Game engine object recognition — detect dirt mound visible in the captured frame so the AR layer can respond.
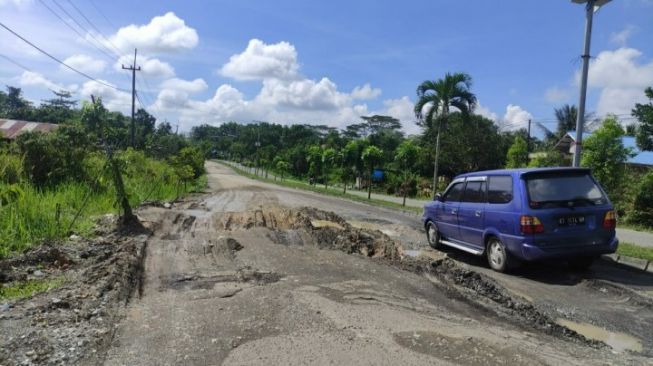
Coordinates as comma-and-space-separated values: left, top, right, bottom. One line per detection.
220, 207, 401, 260
0, 232, 149, 365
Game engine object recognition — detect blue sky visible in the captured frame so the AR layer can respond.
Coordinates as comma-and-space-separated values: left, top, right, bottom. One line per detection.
1, 0, 652, 134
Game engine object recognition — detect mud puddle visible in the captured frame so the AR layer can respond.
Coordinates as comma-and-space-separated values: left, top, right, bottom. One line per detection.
556, 318, 643, 353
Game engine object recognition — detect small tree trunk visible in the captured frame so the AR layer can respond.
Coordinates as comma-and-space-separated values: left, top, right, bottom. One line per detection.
343, 178, 347, 194
367, 171, 372, 200
403, 186, 407, 207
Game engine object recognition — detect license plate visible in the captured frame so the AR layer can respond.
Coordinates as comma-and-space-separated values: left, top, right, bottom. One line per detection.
558, 216, 585, 226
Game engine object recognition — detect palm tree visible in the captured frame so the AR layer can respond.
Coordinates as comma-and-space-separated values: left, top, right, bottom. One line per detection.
414, 73, 477, 198
554, 104, 578, 138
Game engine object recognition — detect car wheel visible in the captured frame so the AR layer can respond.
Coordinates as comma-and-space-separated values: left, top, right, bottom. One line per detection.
486, 237, 512, 273
426, 222, 441, 249
569, 256, 595, 271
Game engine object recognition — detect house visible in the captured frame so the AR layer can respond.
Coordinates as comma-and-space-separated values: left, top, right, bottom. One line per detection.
555, 131, 653, 169
0, 119, 59, 140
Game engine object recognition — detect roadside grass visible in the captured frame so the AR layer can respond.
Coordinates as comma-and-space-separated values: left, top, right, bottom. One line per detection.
220, 161, 422, 215
0, 277, 64, 301
618, 242, 653, 263
0, 157, 206, 259
618, 222, 653, 234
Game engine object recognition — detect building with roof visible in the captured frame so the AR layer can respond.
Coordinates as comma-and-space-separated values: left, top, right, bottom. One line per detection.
555, 131, 653, 168
0, 119, 59, 140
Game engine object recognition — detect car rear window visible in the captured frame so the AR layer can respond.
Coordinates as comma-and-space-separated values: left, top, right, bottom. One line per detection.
526, 173, 606, 207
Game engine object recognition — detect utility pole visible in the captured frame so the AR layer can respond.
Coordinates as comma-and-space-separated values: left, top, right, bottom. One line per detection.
122, 48, 141, 148
571, 0, 611, 166
527, 119, 532, 153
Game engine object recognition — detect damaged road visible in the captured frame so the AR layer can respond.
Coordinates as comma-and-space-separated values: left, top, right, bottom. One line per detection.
3, 161, 651, 365
101, 161, 649, 365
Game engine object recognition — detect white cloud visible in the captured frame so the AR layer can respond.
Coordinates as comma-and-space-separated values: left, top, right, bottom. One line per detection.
475, 102, 498, 122
256, 78, 351, 110
159, 77, 208, 93
115, 54, 175, 78
545, 87, 571, 103
79, 80, 132, 114
18, 71, 76, 92
0, 0, 31, 7
582, 47, 653, 116
62, 54, 106, 74
609, 25, 636, 47
502, 104, 532, 130
220, 39, 299, 81
380, 96, 417, 134
351, 83, 382, 100
109, 12, 198, 54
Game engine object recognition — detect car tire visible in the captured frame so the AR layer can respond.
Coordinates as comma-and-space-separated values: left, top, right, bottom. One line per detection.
426, 222, 441, 249
569, 256, 595, 271
486, 237, 512, 273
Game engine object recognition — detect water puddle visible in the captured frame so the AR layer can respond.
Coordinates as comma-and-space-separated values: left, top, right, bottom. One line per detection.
556, 318, 643, 353
403, 249, 443, 261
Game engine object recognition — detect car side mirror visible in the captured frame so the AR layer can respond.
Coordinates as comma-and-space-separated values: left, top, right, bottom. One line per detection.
434, 193, 442, 202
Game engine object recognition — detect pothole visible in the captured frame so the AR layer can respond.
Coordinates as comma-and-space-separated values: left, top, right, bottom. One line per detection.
556, 318, 643, 353
159, 267, 281, 292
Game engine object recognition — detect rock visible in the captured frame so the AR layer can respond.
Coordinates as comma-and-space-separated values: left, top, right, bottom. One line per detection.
70, 234, 81, 241
1, 303, 12, 311
163, 202, 172, 209
33, 270, 44, 277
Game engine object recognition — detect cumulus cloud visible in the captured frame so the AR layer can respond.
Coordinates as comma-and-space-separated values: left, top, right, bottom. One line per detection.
220, 39, 299, 81
256, 78, 351, 110
62, 54, 106, 74
545, 87, 571, 103
582, 47, 653, 116
502, 104, 532, 130
0, 0, 31, 7
18, 71, 76, 92
109, 12, 198, 53
79, 80, 131, 114
475, 102, 498, 122
351, 83, 382, 100
115, 54, 175, 78
159, 77, 208, 93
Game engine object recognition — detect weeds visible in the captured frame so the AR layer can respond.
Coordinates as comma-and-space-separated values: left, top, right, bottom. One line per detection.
618, 242, 653, 263
0, 277, 64, 301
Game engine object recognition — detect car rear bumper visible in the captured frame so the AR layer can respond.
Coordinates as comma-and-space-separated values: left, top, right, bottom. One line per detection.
514, 237, 618, 261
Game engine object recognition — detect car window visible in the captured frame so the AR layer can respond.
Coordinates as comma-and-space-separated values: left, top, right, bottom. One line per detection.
443, 182, 464, 202
526, 173, 606, 206
461, 181, 485, 203
487, 176, 512, 204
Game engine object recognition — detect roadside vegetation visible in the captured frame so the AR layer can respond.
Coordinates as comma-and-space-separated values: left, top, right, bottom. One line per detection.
0, 277, 64, 301
617, 242, 653, 263
0, 87, 206, 258
190, 76, 653, 230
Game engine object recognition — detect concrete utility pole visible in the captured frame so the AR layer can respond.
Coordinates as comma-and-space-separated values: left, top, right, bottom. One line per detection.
527, 119, 532, 153
571, 0, 611, 167
122, 48, 141, 148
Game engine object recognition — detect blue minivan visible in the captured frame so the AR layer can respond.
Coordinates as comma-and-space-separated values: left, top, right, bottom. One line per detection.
422, 168, 618, 272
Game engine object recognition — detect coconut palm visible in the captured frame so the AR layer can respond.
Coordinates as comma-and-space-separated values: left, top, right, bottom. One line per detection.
414, 73, 477, 198
554, 104, 578, 138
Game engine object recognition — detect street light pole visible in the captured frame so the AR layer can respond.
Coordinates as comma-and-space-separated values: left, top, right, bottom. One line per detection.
571, 0, 610, 167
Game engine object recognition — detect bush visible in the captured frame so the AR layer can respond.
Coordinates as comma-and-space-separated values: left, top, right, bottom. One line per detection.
0, 151, 23, 184
627, 171, 653, 227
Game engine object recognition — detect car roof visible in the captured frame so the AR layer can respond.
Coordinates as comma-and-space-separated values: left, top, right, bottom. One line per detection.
455, 167, 591, 179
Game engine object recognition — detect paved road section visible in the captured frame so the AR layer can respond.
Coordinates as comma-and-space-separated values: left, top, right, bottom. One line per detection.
616, 228, 653, 248
102, 162, 652, 365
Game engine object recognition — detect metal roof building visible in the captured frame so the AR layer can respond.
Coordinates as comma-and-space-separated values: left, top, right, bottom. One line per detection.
0, 119, 59, 140
556, 131, 653, 167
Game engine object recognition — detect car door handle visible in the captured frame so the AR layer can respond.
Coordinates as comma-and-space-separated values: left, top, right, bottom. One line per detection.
475, 210, 482, 217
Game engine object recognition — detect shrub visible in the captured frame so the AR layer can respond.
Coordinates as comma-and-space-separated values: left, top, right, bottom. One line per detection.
628, 171, 653, 227
0, 151, 23, 184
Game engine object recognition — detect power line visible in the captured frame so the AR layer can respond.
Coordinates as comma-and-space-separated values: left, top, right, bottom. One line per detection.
87, 0, 119, 33
50, 0, 119, 60
37, 0, 116, 62
0, 53, 32, 72
0, 21, 128, 92
64, 0, 124, 57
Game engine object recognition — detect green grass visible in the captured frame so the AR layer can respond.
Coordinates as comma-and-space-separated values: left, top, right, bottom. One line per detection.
617, 222, 653, 234
221, 161, 422, 215
0, 154, 206, 259
0, 277, 64, 301
618, 242, 653, 262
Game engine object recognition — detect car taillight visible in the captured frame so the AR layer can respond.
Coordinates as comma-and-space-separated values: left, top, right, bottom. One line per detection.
520, 215, 544, 234
603, 210, 617, 230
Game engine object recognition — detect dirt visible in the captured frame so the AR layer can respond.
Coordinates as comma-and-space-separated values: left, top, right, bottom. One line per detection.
0, 218, 150, 366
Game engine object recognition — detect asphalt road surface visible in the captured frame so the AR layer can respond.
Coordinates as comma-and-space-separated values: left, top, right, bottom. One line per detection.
102, 161, 652, 365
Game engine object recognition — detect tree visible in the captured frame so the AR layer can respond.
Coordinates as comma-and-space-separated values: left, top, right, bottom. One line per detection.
1, 86, 32, 120
414, 72, 477, 198
344, 139, 369, 189
554, 104, 578, 138
394, 140, 421, 206
134, 108, 156, 149
361, 145, 383, 199
581, 117, 634, 200
634, 87, 653, 151
274, 158, 290, 181
321, 147, 337, 189
307, 145, 323, 186
506, 136, 529, 168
